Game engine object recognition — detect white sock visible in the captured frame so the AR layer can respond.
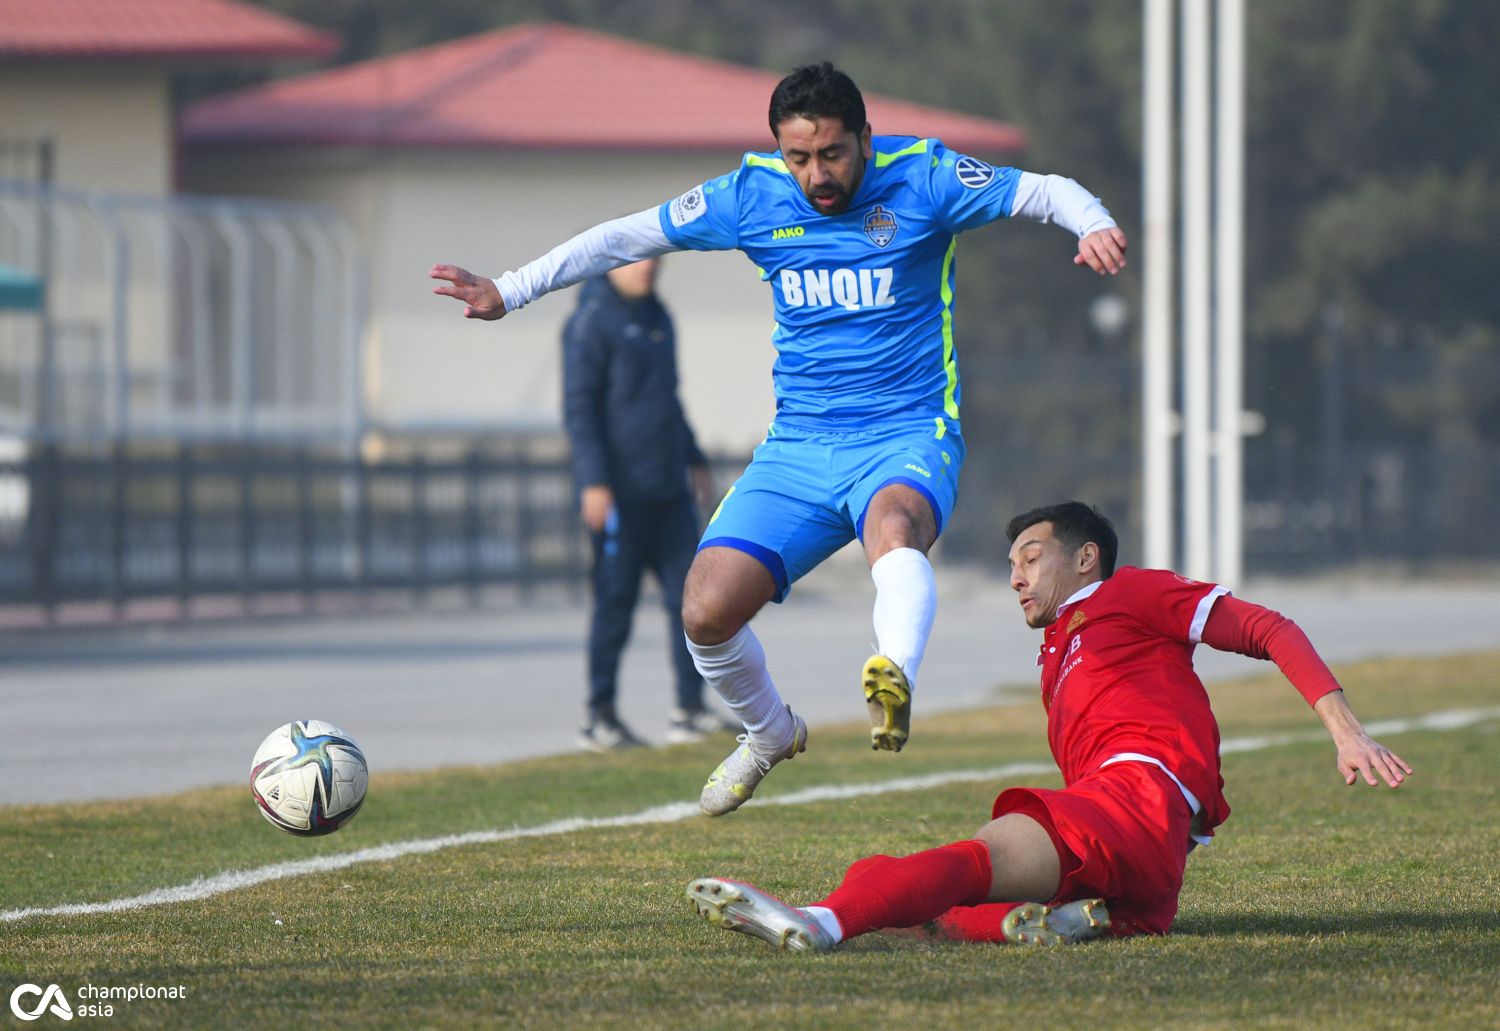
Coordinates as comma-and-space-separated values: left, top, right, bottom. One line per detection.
800, 905, 845, 943
684, 626, 793, 754
870, 547, 937, 686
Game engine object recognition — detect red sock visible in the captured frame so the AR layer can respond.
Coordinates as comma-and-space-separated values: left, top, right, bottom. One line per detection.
814, 840, 993, 939
840, 854, 897, 880
929, 902, 1024, 942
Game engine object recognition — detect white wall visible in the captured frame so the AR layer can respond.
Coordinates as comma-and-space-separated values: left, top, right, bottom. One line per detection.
185, 147, 780, 452
0, 64, 178, 433
0, 64, 173, 196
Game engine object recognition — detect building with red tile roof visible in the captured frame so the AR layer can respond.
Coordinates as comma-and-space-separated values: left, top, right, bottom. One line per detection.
0, 0, 346, 443
0, 0, 336, 62
1, 0, 337, 195
182, 22, 1024, 154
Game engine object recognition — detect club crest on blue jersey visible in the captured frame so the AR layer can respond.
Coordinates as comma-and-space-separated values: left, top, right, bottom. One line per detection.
955, 156, 996, 189
863, 205, 899, 247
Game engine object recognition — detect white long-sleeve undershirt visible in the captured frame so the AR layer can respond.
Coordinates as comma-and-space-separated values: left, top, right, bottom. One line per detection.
494, 208, 672, 313
1010, 170, 1118, 238
493, 170, 1116, 313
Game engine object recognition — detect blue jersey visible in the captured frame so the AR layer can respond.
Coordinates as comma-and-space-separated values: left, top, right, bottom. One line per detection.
658, 136, 1022, 429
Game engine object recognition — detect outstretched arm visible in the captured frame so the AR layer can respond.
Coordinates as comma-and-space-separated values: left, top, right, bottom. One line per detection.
430, 264, 506, 320
1311, 688, 1413, 789
1009, 172, 1128, 275
430, 207, 677, 321
1073, 226, 1128, 276
1200, 596, 1413, 788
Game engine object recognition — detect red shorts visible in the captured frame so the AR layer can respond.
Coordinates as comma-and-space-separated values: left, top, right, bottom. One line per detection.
992, 759, 1195, 936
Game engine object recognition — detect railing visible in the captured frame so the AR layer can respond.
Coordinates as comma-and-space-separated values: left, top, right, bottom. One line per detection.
0, 438, 593, 614
8, 425, 1490, 616
1242, 437, 1500, 573
0, 178, 364, 444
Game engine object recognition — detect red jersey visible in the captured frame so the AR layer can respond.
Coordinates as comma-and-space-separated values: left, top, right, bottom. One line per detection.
1036, 566, 1232, 836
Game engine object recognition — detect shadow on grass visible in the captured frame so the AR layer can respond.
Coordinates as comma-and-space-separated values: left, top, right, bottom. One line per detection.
1173, 909, 1494, 938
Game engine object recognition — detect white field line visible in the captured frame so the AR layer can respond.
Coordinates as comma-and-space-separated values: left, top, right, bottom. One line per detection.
4, 705, 1497, 925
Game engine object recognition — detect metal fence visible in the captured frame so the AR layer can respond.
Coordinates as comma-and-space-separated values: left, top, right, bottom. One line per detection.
1242, 436, 1500, 573
0, 177, 364, 444
0, 437, 590, 612
0, 429, 1490, 616
945, 424, 1500, 578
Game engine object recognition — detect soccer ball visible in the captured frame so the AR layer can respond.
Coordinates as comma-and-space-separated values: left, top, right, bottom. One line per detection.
250, 721, 368, 836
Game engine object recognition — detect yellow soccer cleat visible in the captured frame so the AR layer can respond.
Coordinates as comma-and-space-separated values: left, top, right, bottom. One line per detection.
862, 654, 911, 752
1000, 898, 1111, 946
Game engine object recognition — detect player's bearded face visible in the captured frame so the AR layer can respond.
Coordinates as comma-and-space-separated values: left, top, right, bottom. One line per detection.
776, 116, 873, 216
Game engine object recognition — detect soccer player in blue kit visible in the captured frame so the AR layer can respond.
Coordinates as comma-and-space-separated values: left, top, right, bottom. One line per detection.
432, 63, 1127, 816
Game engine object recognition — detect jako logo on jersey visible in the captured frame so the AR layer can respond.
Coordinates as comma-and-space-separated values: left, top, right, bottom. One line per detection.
903, 463, 931, 478
863, 206, 899, 247
668, 187, 707, 228
771, 226, 805, 240
955, 156, 996, 189
779, 267, 895, 310
10, 983, 73, 1022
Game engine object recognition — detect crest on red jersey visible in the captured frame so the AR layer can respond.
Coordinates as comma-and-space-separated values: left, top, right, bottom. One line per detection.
1067, 610, 1087, 633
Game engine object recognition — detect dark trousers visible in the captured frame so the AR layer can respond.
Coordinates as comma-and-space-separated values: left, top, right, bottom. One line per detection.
587, 495, 703, 716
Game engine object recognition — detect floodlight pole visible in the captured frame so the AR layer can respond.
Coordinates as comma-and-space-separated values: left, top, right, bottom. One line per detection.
1141, 0, 1176, 570
1213, 0, 1246, 587
1180, 0, 1213, 581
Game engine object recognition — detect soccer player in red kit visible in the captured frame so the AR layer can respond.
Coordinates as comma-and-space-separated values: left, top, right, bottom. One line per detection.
687, 501, 1413, 950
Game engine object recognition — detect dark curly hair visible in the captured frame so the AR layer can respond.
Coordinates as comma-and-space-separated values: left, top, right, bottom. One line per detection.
768, 62, 867, 137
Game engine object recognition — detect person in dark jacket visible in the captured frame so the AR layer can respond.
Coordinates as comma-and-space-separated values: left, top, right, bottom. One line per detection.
563, 257, 738, 750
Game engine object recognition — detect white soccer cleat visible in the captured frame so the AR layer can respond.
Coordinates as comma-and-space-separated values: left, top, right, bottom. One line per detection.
1000, 898, 1111, 946
686, 877, 836, 953
698, 707, 807, 816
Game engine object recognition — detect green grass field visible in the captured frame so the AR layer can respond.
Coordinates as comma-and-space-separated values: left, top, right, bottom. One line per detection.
4, 651, 1498, 1029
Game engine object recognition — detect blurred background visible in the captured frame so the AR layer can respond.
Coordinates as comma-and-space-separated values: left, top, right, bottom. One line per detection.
2, 0, 1498, 616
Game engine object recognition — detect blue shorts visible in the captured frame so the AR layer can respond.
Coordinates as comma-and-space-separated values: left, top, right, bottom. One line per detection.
699, 417, 965, 602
